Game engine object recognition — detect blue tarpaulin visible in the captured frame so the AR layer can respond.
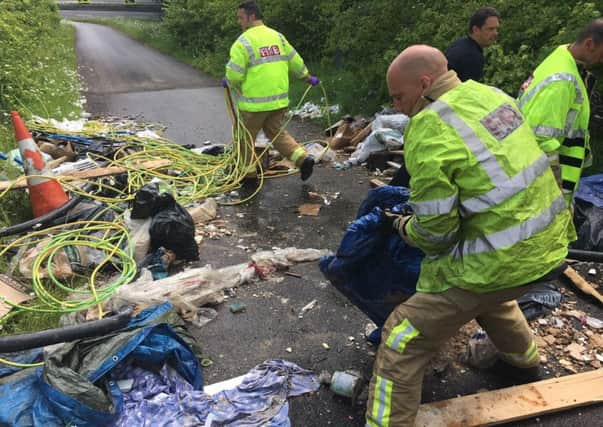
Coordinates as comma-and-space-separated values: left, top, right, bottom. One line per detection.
575, 174, 603, 208
112, 359, 319, 426
0, 303, 202, 427
320, 186, 423, 327
0, 305, 320, 427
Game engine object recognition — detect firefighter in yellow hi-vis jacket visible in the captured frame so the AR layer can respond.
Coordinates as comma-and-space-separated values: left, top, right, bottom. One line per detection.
365, 45, 572, 427
225, 1, 319, 181
518, 18, 603, 206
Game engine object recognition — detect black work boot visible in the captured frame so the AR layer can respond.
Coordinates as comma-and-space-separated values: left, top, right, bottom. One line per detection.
299, 157, 315, 181
488, 359, 542, 384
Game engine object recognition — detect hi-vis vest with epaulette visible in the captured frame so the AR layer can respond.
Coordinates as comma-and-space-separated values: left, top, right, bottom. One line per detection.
518, 45, 591, 204
404, 80, 571, 294
226, 24, 308, 112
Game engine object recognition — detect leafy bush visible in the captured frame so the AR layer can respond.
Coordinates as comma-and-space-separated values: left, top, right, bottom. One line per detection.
161, 0, 602, 114
0, 0, 83, 230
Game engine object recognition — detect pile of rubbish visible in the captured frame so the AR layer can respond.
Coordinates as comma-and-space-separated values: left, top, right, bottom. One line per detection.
0, 113, 336, 426
0, 113, 329, 329
0, 303, 320, 426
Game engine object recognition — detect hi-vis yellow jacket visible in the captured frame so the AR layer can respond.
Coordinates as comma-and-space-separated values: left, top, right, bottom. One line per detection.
518, 45, 591, 203
226, 24, 309, 112
404, 81, 571, 294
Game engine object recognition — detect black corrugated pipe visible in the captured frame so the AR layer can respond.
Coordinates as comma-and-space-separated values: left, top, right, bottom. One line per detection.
0, 180, 102, 238
0, 194, 85, 238
567, 248, 603, 263
0, 307, 133, 353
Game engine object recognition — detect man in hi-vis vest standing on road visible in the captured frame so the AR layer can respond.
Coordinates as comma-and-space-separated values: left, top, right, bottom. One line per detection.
518, 18, 603, 206
225, 1, 319, 182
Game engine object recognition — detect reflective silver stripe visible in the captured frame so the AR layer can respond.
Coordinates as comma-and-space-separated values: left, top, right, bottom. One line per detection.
237, 36, 255, 61
238, 92, 288, 104
563, 108, 586, 140
429, 100, 509, 185
250, 55, 288, 66
286, 49, 297, 61
518, 72, 584, 108
227, 61, 245, 74
294, 65, 308, 79
410, 193, 457, 216
460, 154, 550, 215
410, 219, 458, 245
386, 320, 419, 352
567, 128, 585, 139
502, 340, 539, 366
533, 125, 565, 138
451, 195, 566, 258
377, 377, 388, 425
278, 32, 287, 47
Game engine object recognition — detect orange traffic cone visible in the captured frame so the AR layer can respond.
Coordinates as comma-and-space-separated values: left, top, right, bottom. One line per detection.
11, 112, 69, 217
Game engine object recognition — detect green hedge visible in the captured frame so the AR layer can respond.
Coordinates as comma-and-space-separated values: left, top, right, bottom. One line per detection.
0, 0, 82, 150
0, 0, 82, 228
162, 0, 601, 113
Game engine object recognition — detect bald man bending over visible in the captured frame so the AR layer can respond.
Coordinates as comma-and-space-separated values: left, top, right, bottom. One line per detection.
365, 45, 571, 426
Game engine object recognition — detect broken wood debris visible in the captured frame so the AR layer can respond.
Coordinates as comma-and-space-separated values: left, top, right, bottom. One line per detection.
415, 369, 603, 427
563, 266, 603, 304
0, 275, 32, 318
298, 203, 321, 216
0, 159, 172, 191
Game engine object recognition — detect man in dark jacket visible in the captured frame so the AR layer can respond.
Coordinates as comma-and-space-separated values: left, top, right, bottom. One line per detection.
445, 7, 500, 81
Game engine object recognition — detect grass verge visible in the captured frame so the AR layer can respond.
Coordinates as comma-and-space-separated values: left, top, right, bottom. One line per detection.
1, 21, 83, 335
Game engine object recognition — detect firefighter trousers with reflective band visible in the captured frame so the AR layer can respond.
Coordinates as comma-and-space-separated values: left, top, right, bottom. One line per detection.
365, 284, 540, 427
236, 108, 307, 176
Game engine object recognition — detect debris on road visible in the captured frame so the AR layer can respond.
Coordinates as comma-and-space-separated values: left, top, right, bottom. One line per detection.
517, 283, 563, 320
229, 302, 247, 314
299, 299, 318, 319
298, 203, 321, 216
329, 370, 363, 401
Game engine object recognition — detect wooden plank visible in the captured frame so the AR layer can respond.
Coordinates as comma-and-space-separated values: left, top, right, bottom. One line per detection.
0, 159, 171, 191
0, 275, 32, 318
415, 369, 603, 427
349, 122, 372, 146
369, 178, 387, 188
563, 266, 603, 304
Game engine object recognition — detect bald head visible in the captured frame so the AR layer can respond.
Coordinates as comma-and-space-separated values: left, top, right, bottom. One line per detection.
386, 45, 448, 115
388, 45, 448, 82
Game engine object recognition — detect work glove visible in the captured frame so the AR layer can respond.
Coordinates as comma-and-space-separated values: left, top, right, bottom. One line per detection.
307, 75, 320, 86
221, 77, 229, 88
378, 210, 398, 235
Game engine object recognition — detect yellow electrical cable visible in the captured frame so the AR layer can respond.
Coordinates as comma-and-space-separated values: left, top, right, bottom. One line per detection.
0, 82, 335, 367
0, 357, 44, 368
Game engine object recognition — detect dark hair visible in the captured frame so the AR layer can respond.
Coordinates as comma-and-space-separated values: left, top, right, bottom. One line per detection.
238, 1, 262, 20
576, 18, 603, 45
469, 7, 500, 33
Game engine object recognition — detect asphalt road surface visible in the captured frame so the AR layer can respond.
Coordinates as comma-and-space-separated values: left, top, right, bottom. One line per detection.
69, 19, 603, 427
71, 21, 231, 145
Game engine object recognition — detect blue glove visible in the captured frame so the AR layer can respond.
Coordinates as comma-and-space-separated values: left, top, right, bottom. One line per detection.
307, 76, 320, 86
221, 78, 228, 88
